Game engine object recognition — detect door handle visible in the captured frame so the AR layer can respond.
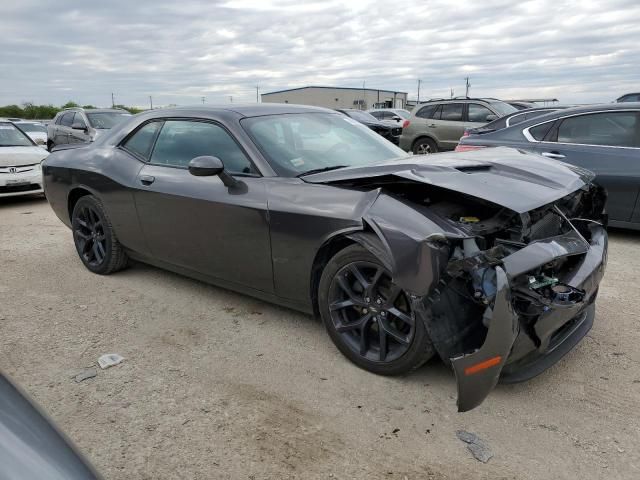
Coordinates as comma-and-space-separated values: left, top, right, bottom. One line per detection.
139, 175, 155, 186
541, 152, 565, 159
428, 124, 437, 128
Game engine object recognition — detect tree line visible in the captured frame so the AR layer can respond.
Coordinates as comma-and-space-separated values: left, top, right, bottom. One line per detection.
0, 101, 144, 120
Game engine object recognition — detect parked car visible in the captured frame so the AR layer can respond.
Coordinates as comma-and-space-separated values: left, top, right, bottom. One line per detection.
47, 107, 131, 151
507, 101, 537, 110
457, 103, 640, 229
366, 108, 411, 128
616, 93, 640, 103
43, 104, 608, 412
0, 119, 48, 198
0, 370, 101, 479
463, 106, 568, 137
399, 98, 517, 154
336, 108, 401, 144
14, 120, 48, 146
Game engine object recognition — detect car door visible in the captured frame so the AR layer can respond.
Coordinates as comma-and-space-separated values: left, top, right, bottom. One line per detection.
435, 103, 467, 150
128, 119, 274, 293
68, 112, 92, 144
532, 111, 640, 223
55, 112, 74, 145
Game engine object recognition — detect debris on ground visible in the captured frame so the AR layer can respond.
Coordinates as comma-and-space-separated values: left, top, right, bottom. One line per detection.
98, 353, 126, 369
456, 430, 493, 463
74, 368, 97, 383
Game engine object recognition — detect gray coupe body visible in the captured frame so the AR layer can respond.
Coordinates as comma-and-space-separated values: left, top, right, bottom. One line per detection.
43, 104, 607, 411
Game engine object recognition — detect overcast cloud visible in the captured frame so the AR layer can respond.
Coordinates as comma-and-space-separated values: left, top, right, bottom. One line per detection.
1, 0, 639, 107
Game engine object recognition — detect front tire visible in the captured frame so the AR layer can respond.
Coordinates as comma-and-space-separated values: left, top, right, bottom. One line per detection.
318, 243, 435, 376
71, 195, 128, 275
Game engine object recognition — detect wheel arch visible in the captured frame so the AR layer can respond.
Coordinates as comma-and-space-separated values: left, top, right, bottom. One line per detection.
309, 226, 391, 318
67, 186, 97, 222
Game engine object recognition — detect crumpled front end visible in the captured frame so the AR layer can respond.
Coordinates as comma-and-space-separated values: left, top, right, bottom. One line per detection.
426, 182, 608, 411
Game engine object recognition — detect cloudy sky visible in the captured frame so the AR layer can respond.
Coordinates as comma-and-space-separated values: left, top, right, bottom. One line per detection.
2, 0, 639, 107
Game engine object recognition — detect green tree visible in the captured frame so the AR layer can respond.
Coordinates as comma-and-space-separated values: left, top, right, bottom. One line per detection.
61, 101, 80, 109
0, 104, 24, 118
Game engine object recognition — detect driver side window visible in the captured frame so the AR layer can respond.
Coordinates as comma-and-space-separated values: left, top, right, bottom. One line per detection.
149, 120, 256, 174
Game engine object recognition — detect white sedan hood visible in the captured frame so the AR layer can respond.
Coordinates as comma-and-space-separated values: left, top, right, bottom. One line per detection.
0, 146, 48, 167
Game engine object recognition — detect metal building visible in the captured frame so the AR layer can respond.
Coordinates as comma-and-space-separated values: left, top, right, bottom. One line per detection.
261, 86, 408, 110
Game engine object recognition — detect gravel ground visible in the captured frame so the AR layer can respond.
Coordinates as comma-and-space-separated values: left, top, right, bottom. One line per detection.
1, 196, 639, 480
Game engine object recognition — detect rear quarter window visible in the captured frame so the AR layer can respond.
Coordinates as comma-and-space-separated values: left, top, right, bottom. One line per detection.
122, 121, 163, 160
528, 122, 554, 141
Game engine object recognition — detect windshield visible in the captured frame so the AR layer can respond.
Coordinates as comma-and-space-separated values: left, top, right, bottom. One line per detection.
344, 110, 378, 123
16, 123, 46, 133
242, 113, 408, 177
0, 122, 34, 146
489, 101, 518, 116
86, 112, 132, 129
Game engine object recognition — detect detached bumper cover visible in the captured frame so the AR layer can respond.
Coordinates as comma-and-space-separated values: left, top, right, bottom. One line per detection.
451, 225, 607, 412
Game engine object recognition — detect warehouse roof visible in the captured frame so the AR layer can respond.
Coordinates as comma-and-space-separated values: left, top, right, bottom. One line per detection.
263, 86, 408, 95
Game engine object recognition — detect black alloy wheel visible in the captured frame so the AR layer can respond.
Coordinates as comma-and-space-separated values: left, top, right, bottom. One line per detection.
71, 195, 128, 274
74, 205, 107, 267
319, 243, 435, 375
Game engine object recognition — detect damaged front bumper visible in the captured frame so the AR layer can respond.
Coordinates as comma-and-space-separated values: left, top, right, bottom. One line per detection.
451, 224, 607, 412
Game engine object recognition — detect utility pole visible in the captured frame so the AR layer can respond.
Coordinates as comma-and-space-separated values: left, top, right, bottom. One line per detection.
149, 96, 153, 110
361, 80, 366, 110
229, 96, 233, 103
465, 77, 470, 97
417, 79, 421, 104
111, 92, 115, 107
256, 85, 259, 103
450, 88, 454, 98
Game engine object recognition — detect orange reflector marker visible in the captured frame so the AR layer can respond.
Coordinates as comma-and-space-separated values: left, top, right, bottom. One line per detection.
464, 356, 503, 376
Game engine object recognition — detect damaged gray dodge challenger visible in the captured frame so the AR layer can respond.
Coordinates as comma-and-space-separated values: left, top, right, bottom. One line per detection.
42, 104, 608, 411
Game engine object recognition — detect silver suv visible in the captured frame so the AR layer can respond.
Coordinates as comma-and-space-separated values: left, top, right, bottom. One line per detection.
47, 107, 131, 151
399, 98, 516, 154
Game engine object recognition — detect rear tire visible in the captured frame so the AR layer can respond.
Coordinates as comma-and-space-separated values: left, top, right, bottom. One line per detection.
71, 195, 128, 275
412, 137, 438, 155
318, 243, 435, 376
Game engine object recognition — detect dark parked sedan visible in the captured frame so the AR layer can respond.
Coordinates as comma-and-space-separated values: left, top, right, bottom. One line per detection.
336, 108, 402, 144
43, 104, 607, 411
458, 103, 640, 229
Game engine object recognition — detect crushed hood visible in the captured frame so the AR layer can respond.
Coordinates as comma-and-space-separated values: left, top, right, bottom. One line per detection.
0, 146, 48, 167
303, 147, 588, 213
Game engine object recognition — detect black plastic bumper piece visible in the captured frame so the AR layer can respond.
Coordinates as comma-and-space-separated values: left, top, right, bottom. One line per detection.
499, 303, 595, 384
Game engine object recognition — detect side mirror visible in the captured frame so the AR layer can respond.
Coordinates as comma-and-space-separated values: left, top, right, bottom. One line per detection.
188, 155, 224, 176
485, 114, 498, 122
392, 115, 402, 121
188, 156, 238, 188
71, 122, 87, 131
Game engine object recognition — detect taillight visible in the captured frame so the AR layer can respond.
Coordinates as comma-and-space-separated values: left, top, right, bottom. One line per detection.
402, 120, 410, 128
462, 130, 470, 137
454, 144, 486, 152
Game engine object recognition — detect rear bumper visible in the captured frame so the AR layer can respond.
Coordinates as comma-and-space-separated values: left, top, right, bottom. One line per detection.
451, 224, 607, 412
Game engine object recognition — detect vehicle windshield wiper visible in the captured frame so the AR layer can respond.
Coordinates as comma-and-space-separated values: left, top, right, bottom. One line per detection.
297, 165, 349, 177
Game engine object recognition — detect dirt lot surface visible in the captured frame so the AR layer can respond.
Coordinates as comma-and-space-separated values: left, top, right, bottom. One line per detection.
1, 196, 639, 480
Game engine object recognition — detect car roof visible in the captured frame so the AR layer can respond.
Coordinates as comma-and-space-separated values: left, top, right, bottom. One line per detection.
165, 103, 334, 118
495, 102, 640, 133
